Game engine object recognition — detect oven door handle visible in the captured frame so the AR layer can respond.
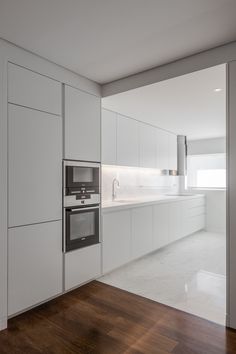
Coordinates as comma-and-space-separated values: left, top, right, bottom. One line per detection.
70, 206, 100, 212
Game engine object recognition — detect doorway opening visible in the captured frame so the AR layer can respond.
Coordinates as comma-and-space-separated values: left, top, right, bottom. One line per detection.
99, 64, 227, 325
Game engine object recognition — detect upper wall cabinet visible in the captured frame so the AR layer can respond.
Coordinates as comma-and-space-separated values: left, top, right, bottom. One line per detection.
168, 133, 177, 170
8, 104, 62, 227
156, 129, 169, 170
102, 109, 117, 165
8, 63, 61, 115
117, 114, 139, 167
139, 123, 156, 168
64, 85, 101, 162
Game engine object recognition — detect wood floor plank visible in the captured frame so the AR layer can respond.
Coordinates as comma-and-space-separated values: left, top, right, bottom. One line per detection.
0, 281, 235, 354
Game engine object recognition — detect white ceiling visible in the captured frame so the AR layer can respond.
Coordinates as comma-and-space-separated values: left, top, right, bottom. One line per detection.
102, 65, 226, 140
0, 0, 236, 84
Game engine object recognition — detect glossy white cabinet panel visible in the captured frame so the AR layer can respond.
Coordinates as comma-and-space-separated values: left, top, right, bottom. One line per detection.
8, 104, 62, 227
139, 123, 156, 168
64, 244, 101, 291
102, 210, 131, 273
8, 221, 63, 316
117, 115, 139, 167
131, 206, 153, 259
102, 109, 117, 165
168, 133, 177, 170
169, 202, 183, 241
156, 129, 169, 170
153, 203, 169, 249
8, 63, 61, 115
64, 85, 101, 161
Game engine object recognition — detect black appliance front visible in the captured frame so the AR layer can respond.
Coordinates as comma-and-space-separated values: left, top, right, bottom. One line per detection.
66, 165, 99, 189
65, 205, 99, 252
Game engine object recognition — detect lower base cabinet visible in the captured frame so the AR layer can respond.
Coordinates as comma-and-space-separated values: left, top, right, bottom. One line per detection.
153, 203, 169, 249
64, 244, 101, 291
102, 210, 131, 273
8, 221, 63, 316
131, 206, 153, 259
102, 196, 206, 275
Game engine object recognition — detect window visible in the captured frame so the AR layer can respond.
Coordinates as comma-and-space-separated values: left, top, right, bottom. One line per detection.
187, 154, 226, 189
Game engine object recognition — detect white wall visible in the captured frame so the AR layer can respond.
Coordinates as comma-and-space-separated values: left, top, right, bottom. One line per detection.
188, 137, 226, 234
188, 137, 226, 155
192, 189, 226, 233
102, 165, 179, 202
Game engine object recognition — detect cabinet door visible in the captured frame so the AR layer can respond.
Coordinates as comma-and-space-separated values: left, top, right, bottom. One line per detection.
131, 206, 153, 259
169, 202, 182, 242
8, 104, 62, 227
117, 115, 139, 167
65, 85, 101, 161
102, 210, 131, 273
65, 244, 101, 291
8, 63, 61, 115
102, 109, 117, 165
153, 203, 169, 249
8, 221, 63, 316
156, 129, 169, 170
139, 123, 156, 168
169, 133, 177, 170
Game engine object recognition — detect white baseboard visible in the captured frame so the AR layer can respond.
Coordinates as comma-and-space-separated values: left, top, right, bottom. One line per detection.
0, 317, 7, 331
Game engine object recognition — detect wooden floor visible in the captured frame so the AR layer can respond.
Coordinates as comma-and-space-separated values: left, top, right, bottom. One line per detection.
1, 281, 236, 354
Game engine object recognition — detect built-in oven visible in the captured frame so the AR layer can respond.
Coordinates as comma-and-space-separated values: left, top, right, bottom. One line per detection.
64, 204, 99, 252
63, 160, 101, 253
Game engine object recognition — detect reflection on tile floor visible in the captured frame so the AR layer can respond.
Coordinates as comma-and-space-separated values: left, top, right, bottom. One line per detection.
99, 231, 226, 325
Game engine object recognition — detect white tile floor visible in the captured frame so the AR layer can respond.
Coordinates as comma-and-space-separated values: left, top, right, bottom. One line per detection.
99, 231, 226, 325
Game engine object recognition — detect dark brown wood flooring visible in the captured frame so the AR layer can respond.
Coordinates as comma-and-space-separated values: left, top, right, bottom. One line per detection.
0, 281, 236, 354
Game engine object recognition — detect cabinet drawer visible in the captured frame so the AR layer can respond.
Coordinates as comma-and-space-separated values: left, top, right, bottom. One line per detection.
8, 221, 63, 316
8, 63, 61, 115
189, 206, 205, 217
186, 197, 205, 209
65, 244, 101, 291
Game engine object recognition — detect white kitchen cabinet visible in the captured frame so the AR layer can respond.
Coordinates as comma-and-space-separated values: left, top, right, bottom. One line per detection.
169, 202, 183, 242
102, 109, 117, 165
102, 210, 131, 273
8, 104, 62, 227
131, 206, 153, 259
8, 63, 61, 115
8, 221, 63, 316
168, 133, 177, 170
117, 114, 139, 167
64, 85, 101, 162
153, 203, 169, 249
139, 123, 157, 168
156, 129, 169, 170
64, 244, 101, 291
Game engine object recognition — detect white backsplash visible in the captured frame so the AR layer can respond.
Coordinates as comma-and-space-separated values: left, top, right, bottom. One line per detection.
102, 165, 179, 201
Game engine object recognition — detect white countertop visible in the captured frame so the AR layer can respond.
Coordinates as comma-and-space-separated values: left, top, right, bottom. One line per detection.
102, 194, 205, 213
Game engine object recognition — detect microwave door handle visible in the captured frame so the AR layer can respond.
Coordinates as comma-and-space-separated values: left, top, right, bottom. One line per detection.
70, 206, 100, 212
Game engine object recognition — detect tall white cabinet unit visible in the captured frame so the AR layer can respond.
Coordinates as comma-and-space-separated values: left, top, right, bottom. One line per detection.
64, 85, 101, 162
7, 63, 63, 316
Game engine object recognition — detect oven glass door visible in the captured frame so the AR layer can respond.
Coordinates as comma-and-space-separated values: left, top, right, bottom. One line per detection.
65, 206, 99, 251
66, 166, 99, 188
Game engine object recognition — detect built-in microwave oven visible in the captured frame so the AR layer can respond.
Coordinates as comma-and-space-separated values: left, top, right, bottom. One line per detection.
63, 160, 100, 207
